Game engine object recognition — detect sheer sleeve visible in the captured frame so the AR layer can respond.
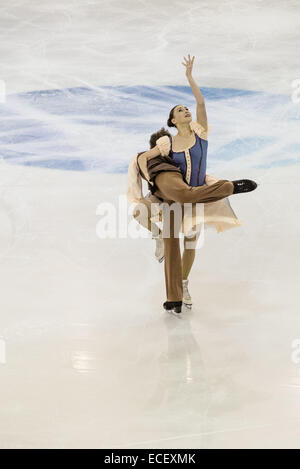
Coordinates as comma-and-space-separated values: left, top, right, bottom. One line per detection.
190, 121, 210, 141
156, 135, 170, 156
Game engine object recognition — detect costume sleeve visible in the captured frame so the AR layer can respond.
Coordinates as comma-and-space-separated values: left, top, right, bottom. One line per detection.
156, 135, 170, 156
201, 124, 210, 141
190, 121, 210, 141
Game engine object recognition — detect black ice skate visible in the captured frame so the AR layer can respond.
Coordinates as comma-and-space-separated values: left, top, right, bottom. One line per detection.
163, 301, 182, 314
231, 179, 258, 194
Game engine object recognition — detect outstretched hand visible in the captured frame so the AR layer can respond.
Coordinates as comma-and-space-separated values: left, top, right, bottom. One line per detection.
182, 54, 195, 76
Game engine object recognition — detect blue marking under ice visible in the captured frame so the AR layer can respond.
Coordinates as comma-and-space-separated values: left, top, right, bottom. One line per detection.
0, 86, 299, 172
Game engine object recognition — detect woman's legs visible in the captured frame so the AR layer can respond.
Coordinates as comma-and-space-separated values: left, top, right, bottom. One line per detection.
182, 230, 200, 280
181, 203, 201, 280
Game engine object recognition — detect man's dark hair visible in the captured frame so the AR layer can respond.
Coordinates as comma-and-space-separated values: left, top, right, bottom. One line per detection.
149, 127, 171, 149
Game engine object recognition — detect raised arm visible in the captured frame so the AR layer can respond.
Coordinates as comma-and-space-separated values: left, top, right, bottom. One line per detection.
182, 54, 208, 131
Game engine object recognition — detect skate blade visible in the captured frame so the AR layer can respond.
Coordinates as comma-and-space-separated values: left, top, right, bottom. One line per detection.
163, 306, 182, 316
184, 303, 192, 309
167, 309, 182, 317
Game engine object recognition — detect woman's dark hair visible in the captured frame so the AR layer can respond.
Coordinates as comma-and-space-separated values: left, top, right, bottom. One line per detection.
149, 127, 171, 149
148, 104, 181, 148
167, 104, 180, 128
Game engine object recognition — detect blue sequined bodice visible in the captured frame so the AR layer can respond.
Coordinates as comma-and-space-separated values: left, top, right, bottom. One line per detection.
169, 132, 208, 187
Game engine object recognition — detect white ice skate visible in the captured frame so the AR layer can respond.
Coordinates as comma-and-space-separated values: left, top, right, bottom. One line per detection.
182, 279, 192, 308
154, 233, 164, 263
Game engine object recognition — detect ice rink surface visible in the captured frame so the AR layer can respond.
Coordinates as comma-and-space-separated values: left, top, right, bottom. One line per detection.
0, 0, 300, 449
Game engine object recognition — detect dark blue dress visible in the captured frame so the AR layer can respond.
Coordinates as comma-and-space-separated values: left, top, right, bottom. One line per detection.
168, 132, 208, 187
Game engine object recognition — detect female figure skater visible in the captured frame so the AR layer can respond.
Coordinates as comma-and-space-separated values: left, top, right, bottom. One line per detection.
127, 55, 257, 315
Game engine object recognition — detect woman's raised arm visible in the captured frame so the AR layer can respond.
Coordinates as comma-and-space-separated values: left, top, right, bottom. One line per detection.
182, 54, 208, 131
